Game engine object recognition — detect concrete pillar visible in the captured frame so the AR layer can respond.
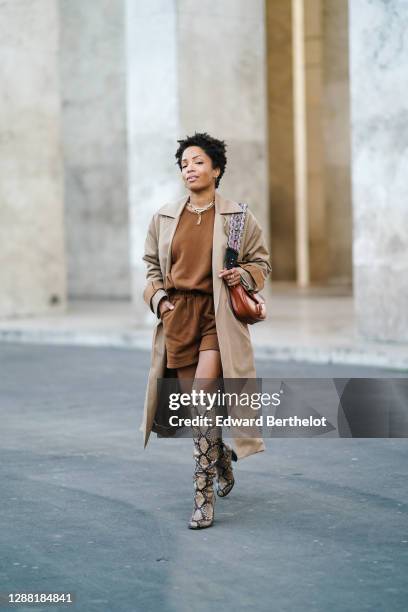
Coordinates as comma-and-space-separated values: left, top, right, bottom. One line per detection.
60, 0, 130, 299
266, 0, 296, 281
266, 0, 352, 286
350, 0, 408, 341
322, 0, 352, 286
127, 0, 270, 321
126, 0, 182, 323
304, 0, 327, 284
0, 0, 66, 317
267, 0, 327, 285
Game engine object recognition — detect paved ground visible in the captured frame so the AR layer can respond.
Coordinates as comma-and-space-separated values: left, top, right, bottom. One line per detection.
0, 343, 407, 612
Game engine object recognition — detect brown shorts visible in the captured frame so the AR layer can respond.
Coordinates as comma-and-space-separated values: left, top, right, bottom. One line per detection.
161, 289, 220, 369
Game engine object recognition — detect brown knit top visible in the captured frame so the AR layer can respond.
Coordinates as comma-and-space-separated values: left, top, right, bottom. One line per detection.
165, 203, 215, 295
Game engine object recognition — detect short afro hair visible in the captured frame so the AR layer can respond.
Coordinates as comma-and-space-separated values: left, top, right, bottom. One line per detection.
175, 132, 227, 188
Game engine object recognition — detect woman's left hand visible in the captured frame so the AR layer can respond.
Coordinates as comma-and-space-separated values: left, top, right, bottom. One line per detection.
218, 267, 241, 287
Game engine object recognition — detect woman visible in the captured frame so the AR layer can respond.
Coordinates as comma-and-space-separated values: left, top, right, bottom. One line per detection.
141, 132, 271, 529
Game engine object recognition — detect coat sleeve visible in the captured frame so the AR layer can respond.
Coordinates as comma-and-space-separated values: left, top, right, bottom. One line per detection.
142, 214, 168, 318
237, 209, 272, 293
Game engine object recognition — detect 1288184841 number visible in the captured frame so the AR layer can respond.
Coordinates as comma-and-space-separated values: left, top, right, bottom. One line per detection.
0, 592, 75, 605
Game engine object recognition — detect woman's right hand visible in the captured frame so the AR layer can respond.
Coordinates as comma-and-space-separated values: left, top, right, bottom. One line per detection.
159, 298, 175, 317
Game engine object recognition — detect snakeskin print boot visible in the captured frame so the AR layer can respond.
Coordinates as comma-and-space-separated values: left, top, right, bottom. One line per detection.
216, 441, 238, 497
188, 421, 221, 530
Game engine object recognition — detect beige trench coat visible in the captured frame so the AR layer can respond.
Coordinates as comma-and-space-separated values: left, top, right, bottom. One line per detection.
139, 190, 272, 460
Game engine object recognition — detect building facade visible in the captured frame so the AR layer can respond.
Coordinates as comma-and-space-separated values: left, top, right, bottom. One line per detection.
0, 0, 406, 342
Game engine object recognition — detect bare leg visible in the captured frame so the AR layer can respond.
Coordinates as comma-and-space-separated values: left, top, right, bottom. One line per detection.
194, 349, 222, 380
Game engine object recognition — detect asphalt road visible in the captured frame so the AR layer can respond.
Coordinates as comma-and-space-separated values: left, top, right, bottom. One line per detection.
0, 343, 407, 612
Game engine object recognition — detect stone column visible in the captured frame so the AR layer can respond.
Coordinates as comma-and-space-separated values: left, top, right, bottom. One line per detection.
322, 0, 352, 287
266, 0, 330, 285
126, 0, 183, 323
0, 0, 66, 317
60, 0, 130, 299
126, 0, 270, 322
266, 0, 296, 281
304, 0, 327, 284
349, 0, 408, 341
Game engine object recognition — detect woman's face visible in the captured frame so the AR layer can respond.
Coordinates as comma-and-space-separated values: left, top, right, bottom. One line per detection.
180, 146, 220, 191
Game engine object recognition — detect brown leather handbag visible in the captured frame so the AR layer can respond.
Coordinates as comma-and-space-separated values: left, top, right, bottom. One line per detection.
225, 203, 267, 325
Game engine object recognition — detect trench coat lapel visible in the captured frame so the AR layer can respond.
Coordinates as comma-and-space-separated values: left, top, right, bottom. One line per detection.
155, 195, 187, 284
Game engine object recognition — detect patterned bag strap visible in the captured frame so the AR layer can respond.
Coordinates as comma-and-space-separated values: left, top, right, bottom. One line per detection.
227, 202, 248, 252
225, 202, 248, 270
